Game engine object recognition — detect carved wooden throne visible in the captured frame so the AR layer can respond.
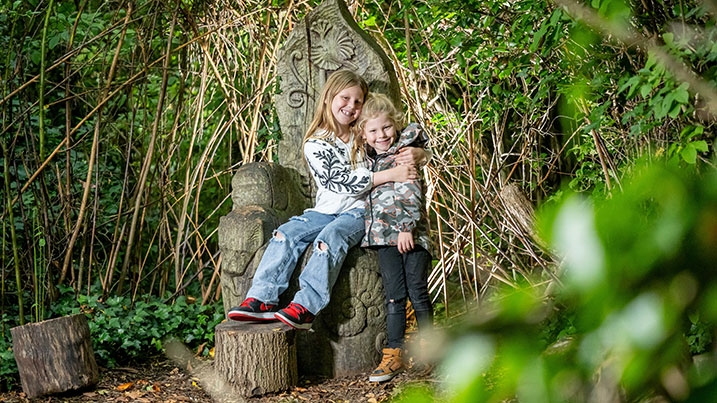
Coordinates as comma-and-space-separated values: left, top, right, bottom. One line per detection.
218, 0, 401, 377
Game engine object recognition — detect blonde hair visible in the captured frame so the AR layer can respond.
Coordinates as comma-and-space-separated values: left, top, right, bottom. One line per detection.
353, 92, 404, 161
303, 70, 369, 165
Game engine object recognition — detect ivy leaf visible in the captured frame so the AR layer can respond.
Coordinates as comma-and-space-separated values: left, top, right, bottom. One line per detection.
668, 102, 681, 118
674, 83, 690, 104
663, 32, 675, 46
692, 140, 709, 152
709, 42, 717, 61
531, 23, 549, 52
640, 83, 652, 97
681, 143, 697, 164
49, 34, 61, 50
362, 16, 376, 27
618, 75, 641, 97
653, 95, 667, 119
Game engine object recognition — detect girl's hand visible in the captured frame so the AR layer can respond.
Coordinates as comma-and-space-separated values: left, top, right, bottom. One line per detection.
397, 232, 415, 254
396, 146, 427, 167
371, 164, 417, 186
392, 164, 417, 182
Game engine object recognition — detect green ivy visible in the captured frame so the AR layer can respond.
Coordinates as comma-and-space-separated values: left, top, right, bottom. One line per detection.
0, 288, 223, 391
48, 286, 224, 367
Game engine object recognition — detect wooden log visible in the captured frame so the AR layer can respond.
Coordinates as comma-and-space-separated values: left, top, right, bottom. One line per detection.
214, 321, 297, 397
11, 314, 99, 399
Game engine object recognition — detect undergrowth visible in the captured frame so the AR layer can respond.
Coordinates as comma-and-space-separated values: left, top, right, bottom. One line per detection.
0, 287, 223, 392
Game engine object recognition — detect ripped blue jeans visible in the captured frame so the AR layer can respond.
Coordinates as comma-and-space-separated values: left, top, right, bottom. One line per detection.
245, 208, 365, 315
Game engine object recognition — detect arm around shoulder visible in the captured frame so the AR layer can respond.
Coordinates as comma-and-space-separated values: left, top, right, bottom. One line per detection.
397, 123, 432, 167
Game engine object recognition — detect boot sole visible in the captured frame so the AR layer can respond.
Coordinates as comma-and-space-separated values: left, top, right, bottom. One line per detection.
369, 370, 401, 382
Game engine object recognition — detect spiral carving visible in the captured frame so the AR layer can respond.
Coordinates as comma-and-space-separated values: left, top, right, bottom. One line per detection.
286, 50, 309, 109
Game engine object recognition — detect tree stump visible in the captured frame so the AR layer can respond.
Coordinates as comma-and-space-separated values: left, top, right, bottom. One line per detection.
11, 314, 99, 399
214, 321, 297, 397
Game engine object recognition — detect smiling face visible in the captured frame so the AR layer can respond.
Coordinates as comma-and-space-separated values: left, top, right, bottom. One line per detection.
330, 85, 365, 141
362, 112, 396, 153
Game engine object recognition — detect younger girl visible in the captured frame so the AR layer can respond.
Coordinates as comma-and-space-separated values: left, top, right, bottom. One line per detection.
357, 93, 433, 382
228, 70, 420, 329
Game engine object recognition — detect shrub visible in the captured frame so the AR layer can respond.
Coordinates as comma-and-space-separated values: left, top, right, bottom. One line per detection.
0, 289, 224, 390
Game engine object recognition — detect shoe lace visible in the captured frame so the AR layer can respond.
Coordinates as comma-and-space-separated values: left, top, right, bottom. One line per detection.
241, 297, 258, 308
377, 357, 396, 372
288, 302, 309, 316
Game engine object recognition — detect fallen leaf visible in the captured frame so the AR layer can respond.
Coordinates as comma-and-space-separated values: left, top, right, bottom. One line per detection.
195, 342, 207, 356
116, 382, 134, 391
126, 390, 146, 399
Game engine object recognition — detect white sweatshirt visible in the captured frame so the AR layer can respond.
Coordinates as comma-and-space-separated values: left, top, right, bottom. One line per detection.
304, 130, 373, 214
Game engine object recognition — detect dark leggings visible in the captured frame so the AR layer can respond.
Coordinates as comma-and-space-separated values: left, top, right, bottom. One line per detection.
377, 245, 433, 349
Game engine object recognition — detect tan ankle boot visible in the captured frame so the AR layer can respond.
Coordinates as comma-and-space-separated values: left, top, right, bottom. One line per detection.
369, 348, 403, 382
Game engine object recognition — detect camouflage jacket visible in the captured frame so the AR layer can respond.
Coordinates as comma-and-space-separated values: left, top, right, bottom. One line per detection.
361, 123, 431, 252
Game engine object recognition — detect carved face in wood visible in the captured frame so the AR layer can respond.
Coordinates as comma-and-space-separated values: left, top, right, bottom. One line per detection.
362, 112, 396, 154
329, 85, 365, 141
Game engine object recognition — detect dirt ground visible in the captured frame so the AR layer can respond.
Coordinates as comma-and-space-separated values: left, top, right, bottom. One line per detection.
0, 351, 438, 403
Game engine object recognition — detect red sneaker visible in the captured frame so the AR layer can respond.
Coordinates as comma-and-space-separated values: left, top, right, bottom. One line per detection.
274, 302, 315, 330
227, 298, 278, 321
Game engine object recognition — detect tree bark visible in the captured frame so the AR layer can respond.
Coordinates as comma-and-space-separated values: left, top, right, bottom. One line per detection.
214, 321, 297, 397
11, 314, 98, 399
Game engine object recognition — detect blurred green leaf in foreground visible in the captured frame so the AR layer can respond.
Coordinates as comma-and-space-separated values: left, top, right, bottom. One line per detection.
400, 160, 717, 402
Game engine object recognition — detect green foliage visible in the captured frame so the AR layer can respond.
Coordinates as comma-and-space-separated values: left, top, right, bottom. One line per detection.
419, 160, 717, 402
1, 0, 233, 314
3, 0, 717, 396
0, 320, 18, 392
0, 286, 223, 391
687, 313, 712, 355
49, 288, 224, 368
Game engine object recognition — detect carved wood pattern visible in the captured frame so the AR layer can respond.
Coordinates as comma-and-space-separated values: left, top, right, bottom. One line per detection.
275, 0, 400, 177
309, 19, 356, 71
